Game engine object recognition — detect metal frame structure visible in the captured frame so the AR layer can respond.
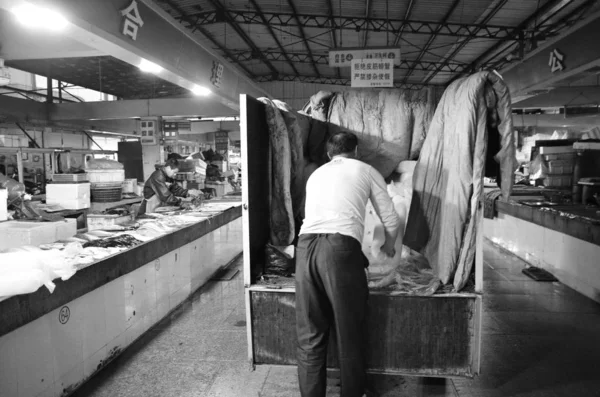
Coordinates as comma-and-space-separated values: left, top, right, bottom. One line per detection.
187, 10, 519, 39
158, 0, 596, 88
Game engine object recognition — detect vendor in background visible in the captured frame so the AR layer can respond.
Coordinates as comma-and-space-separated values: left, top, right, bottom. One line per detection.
138, 158, 189, 215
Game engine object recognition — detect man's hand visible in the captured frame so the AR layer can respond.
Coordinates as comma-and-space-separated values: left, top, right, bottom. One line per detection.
380, 241, 396, 258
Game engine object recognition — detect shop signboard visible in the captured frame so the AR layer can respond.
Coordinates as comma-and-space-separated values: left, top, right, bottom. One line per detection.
350, 59, 394, 88
215, 131, 229, 152
211, 61, 225, 88
329, 47, 400, 68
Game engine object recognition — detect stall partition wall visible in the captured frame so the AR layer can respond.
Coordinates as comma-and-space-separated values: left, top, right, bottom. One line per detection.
484, 213, 600, 303
0, 218, 242, 397
240, 94, 483, 378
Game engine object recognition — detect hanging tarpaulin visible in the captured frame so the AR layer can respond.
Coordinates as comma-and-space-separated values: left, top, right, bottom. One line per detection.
350, 59, 394, 88
329, 47, 401, 68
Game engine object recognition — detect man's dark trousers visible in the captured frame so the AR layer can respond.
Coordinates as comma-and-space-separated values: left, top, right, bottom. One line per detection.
295, 233, 368, 397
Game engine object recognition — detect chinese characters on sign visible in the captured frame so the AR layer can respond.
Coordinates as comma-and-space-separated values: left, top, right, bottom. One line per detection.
350, 59, 394, 88
214, 131, 229, 152
549, 49, 565, 73
121, 0, 144, 41
329, 47, 401, 68
210, 61, 224, 88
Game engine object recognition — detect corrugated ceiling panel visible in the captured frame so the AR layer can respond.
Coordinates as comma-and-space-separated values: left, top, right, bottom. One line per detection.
292, 0, 330, 15
445, 0, 497, 23
487, 0, 551, 26
370, 0, 412, 19
247, 63, 272, 76
330, 0, 372, 18
266, 61, 298, 76
409, 0, 460, 22
451, 39, 502, 63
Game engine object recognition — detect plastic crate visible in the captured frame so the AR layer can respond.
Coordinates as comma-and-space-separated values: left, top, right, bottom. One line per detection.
547, 160, 574, 175
542, 153, 576, 162
543, 175, 572, 187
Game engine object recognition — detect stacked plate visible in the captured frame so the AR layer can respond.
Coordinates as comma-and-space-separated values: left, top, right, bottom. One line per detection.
91, 182, 123, 203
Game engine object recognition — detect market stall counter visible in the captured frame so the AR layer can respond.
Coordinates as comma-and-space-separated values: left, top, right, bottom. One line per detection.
0, 198, 242, 397
484, 186, 600, 302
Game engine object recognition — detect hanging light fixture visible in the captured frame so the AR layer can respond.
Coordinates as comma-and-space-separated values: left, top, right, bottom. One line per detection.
11, 2, 69, 31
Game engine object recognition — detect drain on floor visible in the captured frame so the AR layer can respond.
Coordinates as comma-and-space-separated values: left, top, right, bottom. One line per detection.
522, 266, 558, 282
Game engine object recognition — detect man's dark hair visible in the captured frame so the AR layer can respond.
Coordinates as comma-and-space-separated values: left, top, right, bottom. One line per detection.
165, 158, 179, 169
326, 132, 358, 157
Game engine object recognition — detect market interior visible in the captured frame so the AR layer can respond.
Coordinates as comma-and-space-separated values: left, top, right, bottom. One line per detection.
1, 0, 600, 396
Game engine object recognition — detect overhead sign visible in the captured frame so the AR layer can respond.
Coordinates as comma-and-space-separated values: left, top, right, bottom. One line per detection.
210, 61, 224, 88
329, 47, 400, 68
351, 59, 394, 88
121, 0, 144, 41
214, 131, 229, 152
549, 49, 565, 73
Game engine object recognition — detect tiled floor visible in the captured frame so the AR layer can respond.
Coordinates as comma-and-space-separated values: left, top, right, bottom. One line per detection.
71, 241, 600, 397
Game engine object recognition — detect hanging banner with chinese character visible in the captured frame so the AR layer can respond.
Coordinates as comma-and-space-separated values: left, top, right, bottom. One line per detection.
329, 47, 400, 68
350, 59, 394, 88
121, 0, 144, 41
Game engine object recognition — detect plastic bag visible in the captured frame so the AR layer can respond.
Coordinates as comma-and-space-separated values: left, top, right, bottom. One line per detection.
368, 247, 441, 296
530, 153, 548, 180
0, 248, 80, 298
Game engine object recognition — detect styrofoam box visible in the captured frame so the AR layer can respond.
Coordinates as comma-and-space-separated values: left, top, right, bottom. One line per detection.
0, 219, 76, 250
87, 170, 125, 185
46, 183, 91, 210
46, 197, 91, 210
46, 183, 90, 201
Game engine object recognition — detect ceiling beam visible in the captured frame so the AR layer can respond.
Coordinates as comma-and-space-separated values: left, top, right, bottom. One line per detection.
326, 0, 341, 79
255, 74, 439, 90
50, 97, 236, 121
513, 113, 600, 128
456, 0, 576, 78
188, 10, 518, 40
422, 0, 510, 84
402, 0, 461, 84
248, 0, 299, 77
158, 0, 257, 79
363, 0, 371, 48
512, 86, 600, 108
286, 0, 321, 77
490, 0, 595, 72
500, 8, 600, 101
228, 50, 468, 72
206, 0, 279, 77
393, 0, 416, 46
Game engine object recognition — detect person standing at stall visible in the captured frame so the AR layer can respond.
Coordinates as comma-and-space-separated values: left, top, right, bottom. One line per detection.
295, 132, 401, 397
138, 158, 189, 215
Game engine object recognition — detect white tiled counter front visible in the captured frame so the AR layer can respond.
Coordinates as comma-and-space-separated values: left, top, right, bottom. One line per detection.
0, 212, 242, 397
484, 210, 600, 303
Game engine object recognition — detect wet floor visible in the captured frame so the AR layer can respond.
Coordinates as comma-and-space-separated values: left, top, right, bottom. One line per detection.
71, 240, 600, 397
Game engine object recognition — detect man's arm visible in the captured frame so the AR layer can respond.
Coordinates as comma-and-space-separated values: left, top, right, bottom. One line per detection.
148, 172, 181, 206
169, 182, 189, 198
369, 167, 401, 257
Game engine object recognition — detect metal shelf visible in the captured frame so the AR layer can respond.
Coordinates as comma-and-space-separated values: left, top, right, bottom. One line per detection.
0, 147, 117, 183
